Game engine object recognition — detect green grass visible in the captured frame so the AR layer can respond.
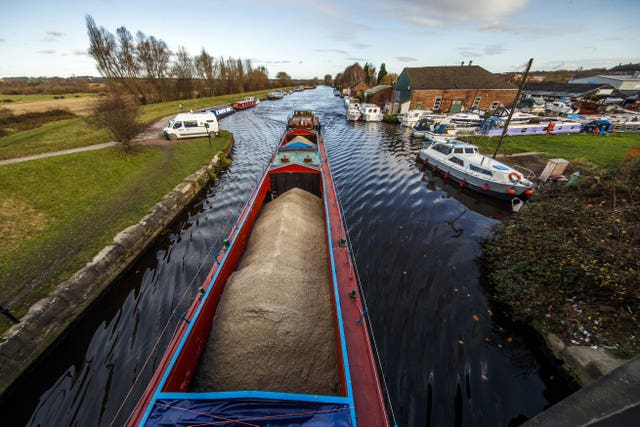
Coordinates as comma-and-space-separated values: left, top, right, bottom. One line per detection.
0, 118, 109, 159
465, 132, 640, 169
0, 89, 282, 160
0, 133, 232, 332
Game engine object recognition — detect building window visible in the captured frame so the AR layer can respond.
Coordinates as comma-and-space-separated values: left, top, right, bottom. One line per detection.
433, 97, 442, 110
472, 97, 481, 108
491, 101, 500, 109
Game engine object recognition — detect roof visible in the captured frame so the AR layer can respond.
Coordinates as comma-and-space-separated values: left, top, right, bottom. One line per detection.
364, 85, 392, 95
523, 82, 618, 98
404, 66, 516, 90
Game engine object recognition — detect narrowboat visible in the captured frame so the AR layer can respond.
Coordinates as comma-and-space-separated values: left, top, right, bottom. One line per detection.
201, 105, 235, 119
230, 97, 258, 110
128, 110, 391, 426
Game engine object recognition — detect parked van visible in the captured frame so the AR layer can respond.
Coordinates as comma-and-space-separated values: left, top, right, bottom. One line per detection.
163, 112, 219, 140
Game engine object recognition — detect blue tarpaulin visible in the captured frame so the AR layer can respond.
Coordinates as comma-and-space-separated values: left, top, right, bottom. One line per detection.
145, 398, 353, 426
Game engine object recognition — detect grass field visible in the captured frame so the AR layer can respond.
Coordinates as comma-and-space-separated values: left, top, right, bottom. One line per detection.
0, 89, 281, 160
0, 93, 98, 115
465, 132, 640, 169
0, 133, 232, 333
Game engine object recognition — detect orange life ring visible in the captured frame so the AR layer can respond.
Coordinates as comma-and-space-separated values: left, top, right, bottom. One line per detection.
509, 172, 522, 182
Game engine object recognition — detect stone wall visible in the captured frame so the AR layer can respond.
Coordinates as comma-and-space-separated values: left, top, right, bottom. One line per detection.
0, 147, 231, 395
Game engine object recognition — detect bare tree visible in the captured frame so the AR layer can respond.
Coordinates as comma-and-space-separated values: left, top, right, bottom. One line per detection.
136, 31, 171, 102
194, 48, 215, 97
88, 94, 145, 151
172, 47, 195, 99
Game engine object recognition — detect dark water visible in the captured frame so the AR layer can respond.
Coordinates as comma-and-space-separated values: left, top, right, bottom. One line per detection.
1, 86, 572, 426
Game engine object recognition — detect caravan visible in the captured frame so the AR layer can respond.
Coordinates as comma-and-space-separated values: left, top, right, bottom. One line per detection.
163, 112, 219, 140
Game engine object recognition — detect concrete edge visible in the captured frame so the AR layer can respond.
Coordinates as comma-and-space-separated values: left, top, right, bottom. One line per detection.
0, 144, 231, 396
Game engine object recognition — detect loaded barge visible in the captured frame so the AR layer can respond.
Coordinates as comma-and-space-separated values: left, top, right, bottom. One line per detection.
128, 110, 390, 426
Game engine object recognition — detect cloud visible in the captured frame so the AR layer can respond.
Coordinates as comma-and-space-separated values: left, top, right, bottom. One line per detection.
395, 56, 419, 62
377, 0, 529, 27
458, 44, 506, 57
477, 21, 583, 36
72, 49, 88, 56
315, 48, 349, 55
347, 57, 367, 62
0, 38, 5, 43
38, 50, 56, 54
257, 59, 291, 64
44, 30, 65, 42
352, 42, 371, 49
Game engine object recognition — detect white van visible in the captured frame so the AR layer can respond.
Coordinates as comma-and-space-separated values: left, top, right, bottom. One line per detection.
163, 112, 219, 140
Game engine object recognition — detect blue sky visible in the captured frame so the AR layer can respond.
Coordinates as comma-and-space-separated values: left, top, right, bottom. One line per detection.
1, 0, 638, 79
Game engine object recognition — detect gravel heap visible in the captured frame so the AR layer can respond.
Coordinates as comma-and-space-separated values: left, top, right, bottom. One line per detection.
191, 187, 340, 395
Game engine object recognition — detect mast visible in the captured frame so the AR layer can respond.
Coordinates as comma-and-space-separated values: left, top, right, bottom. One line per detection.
492, 58, 534, 159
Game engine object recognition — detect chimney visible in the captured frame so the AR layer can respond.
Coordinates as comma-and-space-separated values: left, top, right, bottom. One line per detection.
461, 61, 465, 66
469, 60, 473, 66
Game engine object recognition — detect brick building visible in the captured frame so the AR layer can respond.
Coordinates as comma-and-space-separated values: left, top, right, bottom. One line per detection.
393, 65, 518, 114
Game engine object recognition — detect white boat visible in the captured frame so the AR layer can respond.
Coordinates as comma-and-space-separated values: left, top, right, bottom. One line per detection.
424, 131, 456, 143
360, 103, 384, 122
493, 107, 538, 123
267, 90, 284, 100
416, 139, 534, 201
346, 103, 362, 121
546, 100, 576, 115
447, 108, 487, 126
399, 109, 435, 127
242, 96, 261, 104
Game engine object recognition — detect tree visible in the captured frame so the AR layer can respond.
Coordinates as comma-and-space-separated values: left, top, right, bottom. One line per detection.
377, 63, 388, 84
324, 74, 332, 86
172, 46, 195, 99
88, 93, 145, 151
379, 72, 397, 86
194, 48, 216, 97
136, 31, 171, 102
276, 71, 291, 88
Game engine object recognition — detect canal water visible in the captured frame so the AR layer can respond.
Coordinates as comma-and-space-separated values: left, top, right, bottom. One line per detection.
2, 86, 572, 426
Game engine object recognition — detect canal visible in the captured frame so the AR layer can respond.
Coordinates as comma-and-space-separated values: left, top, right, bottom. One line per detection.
2, 86, 572, 426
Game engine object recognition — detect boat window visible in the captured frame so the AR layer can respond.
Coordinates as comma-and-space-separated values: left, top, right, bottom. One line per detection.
454, 148, 464, 154
450, 157, 464, 166
464, 148, 475, 154
470, 164, 493, 176
173, 121, 182, 129
432, 144, 452, 155
184, 120, 198, 128
521, 128, 527, 133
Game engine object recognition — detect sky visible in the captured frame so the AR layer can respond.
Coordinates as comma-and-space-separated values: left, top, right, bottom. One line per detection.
1, 0, 638, 79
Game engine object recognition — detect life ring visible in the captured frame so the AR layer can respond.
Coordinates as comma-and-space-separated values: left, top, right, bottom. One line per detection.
509, 172, 522, 182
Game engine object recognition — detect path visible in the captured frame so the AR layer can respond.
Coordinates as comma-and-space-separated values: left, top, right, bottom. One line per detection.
0, 114, 174, 166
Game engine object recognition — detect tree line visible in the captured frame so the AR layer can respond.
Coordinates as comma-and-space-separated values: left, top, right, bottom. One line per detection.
86, 15, 292, 104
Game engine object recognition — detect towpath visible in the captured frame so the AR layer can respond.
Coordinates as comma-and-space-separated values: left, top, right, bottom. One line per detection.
0, 142, 121, 165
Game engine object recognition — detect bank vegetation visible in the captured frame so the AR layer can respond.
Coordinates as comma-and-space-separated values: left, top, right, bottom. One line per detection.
482, 157, 640, 357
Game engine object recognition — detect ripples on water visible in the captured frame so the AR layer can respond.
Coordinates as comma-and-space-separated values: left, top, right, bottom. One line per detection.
2, 86, 571, 427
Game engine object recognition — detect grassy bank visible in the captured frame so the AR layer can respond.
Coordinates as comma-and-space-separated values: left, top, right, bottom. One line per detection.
465, 132, 640, 169
0, 133, 232, 333
482, 158, 640, 357
0, 89, 276, 160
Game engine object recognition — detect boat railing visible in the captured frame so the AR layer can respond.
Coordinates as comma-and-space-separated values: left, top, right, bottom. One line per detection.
512, 165, 536, 180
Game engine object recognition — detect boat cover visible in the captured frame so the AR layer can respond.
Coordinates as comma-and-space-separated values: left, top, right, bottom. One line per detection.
146, 398, 353, 426
280, 136, 317, 151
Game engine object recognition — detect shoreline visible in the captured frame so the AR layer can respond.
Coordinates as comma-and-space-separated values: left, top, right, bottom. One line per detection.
0, 141, 233, 396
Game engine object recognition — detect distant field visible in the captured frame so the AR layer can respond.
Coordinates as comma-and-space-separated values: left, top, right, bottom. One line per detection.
0, 93, 97, 115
